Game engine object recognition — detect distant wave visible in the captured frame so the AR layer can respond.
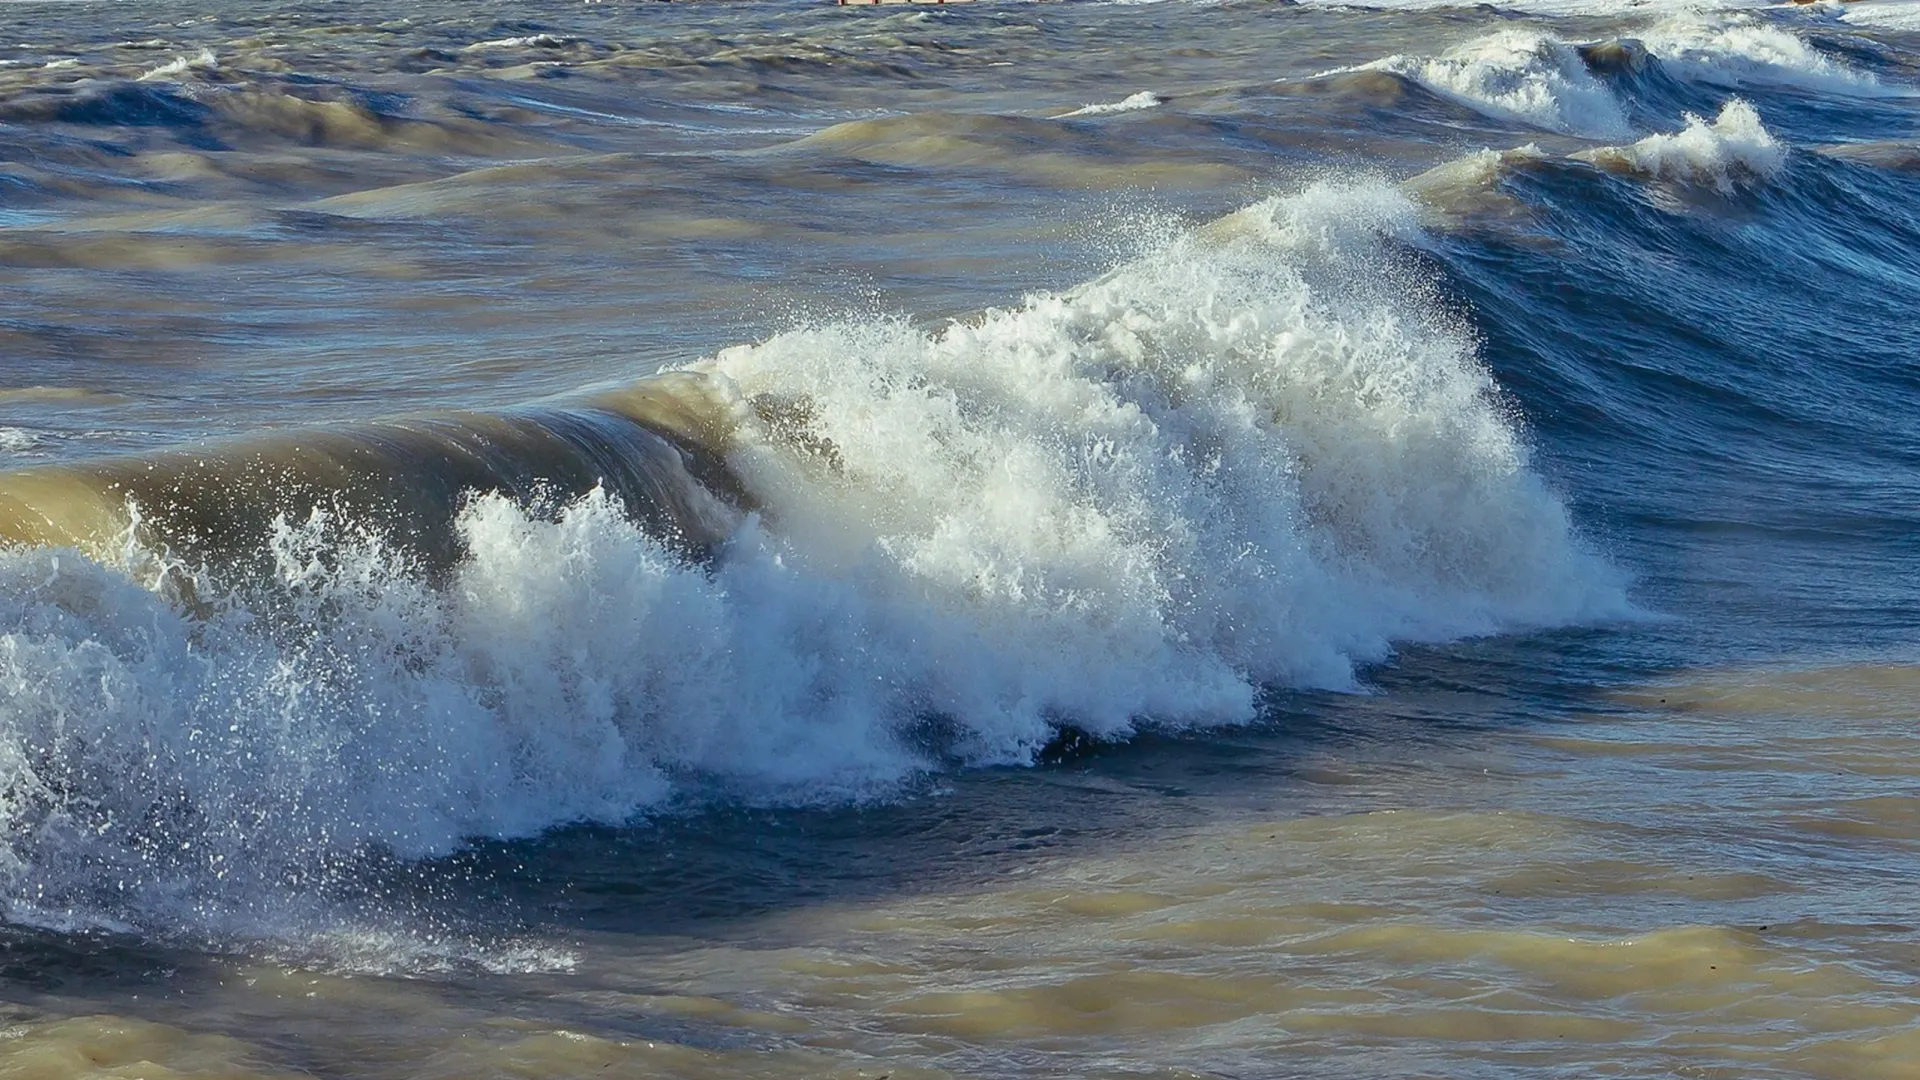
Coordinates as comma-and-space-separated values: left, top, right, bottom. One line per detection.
463, 34, 575, 51
1577, 98, 1786, 192
1838, 1, 1920, 32
0, 77, 532, 156
1637, 12, 1888, 94
1058, 91, 1166, 117
136, 48, 217, 82
771, 110, 1244, 187
1322, 15, 1886, 138
1402, 96, 1787, 206
0, 429, 48, 457
1349, 29, 1635, 138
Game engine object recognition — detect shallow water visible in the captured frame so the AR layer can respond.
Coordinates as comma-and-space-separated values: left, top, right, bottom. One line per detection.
2, 0, 1918, 1076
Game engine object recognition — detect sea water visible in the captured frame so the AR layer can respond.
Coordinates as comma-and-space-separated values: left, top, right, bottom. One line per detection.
0, 0, 1917, 1076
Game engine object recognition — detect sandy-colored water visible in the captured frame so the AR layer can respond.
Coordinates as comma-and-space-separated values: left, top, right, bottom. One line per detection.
0, 661, 1912, 1078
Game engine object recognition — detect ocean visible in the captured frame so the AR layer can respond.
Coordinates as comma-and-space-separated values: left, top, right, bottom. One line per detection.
0, 0, 1916, 1075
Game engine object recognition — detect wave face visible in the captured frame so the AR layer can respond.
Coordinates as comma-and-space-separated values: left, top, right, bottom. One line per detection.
1330, 13, 1904, 144
1355, 29, 1637, 138
1575, 98, 1786, 191
0, 182, 1625, 936
1417, 119, 1920, 670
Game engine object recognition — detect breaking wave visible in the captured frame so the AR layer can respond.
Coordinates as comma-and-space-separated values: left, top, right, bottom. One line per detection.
1059, 91, 1167, 117
1352, 29, 1634, 138
1329, 16, 1881, 138
1578, 98, 1786, 192
0, 182, 1627, 939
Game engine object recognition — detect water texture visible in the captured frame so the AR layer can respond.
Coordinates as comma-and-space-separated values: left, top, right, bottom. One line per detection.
0, 0, 1916, 1076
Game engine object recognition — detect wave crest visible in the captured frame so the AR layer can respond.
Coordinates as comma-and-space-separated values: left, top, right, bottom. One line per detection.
1579, 99, 1785, 193
1349, 29, 1633, 138
0, 183, 1628, 940
1639, 13, 1884, 94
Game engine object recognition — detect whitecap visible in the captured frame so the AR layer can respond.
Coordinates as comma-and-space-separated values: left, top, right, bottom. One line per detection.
136, 47, 216, 82
1577, 98, 1785, 193
1639, 13, 1889, 95
1344, 29, 1634, 138
1836, 0, 1920, 32
1058, 91, 1166, 117
463, 34, 573, 51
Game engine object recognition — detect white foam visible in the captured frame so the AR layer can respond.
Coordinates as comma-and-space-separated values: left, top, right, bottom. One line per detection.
1838, 0, 1920, 31
1295, 0, 1771, 17
1579, 98, 1785, 192
0, 429, 43, 457
1323, 15, 1893, 146
1348, 29, 1634, 138
1058, 91, 1166, 117
1638, 12, 1886, 95
136, 48, 216, 82
0, 182, 1629, 947
463, 34, 572, 51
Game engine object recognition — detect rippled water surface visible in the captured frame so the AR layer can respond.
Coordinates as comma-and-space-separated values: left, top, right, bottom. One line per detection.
2, 0, 1919, 1076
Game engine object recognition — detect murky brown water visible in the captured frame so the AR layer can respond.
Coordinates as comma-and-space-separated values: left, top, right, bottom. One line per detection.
4, 660, 1917, 1078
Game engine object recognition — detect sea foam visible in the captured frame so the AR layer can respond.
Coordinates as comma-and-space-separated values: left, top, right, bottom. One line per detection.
1579, 99, 1785, 193
1058, 91, 1166, 118
1352, 29, 1634, 138
136, 48, 217, 82
1335, 19, 1880, 141
1639, 13, 1885, 94
0, 182, 1628, 942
